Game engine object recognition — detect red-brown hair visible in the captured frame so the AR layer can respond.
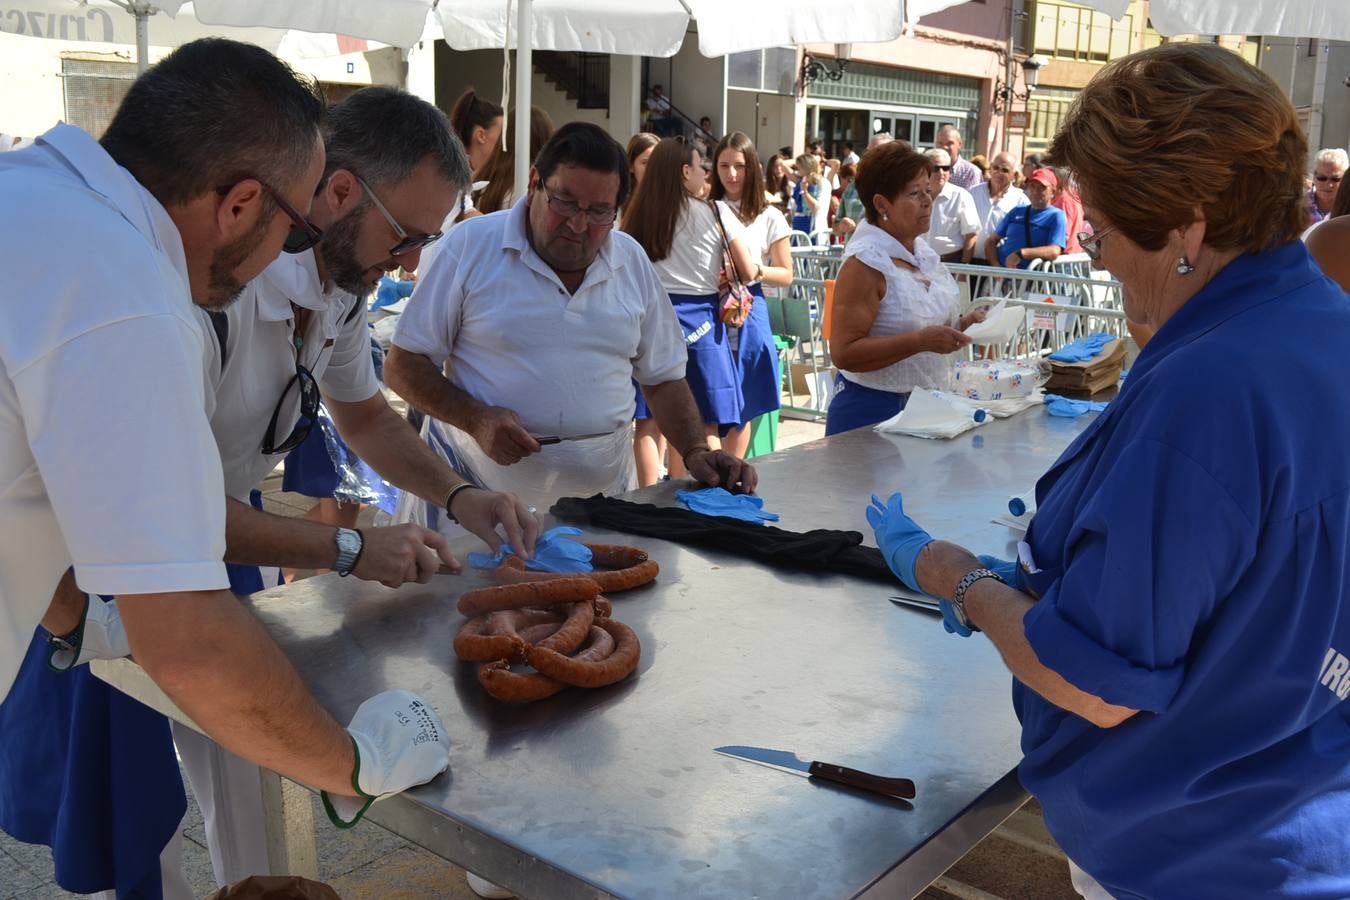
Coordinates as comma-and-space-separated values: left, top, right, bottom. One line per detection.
855, 143, 932, 225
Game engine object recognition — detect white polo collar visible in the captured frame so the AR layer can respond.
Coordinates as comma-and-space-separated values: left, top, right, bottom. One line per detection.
255, 249, 330, 322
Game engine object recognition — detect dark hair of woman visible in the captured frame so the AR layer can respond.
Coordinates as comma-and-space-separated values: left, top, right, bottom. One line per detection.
626, 132, 659, 175
621, 137, 699, 263
855, 143, 934, 225
1331, 175, 1350, 220
476, 106, 554, 214
710, 131, 767, 225
448, 88, 503, 167
764, 153, 790, 201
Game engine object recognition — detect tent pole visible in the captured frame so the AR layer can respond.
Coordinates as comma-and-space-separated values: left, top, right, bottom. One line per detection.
135, 4, 150, 74
513, 0, 532, 197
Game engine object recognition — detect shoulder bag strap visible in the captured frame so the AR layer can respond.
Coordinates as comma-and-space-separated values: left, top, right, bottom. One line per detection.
707, 199, 745, 290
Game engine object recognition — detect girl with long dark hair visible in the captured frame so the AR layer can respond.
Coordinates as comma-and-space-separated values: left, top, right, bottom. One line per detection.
710, 131, 793, 458
622, 137, 757, 484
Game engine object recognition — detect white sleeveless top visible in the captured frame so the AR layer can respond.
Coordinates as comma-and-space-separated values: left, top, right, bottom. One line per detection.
837, 221, 960, 394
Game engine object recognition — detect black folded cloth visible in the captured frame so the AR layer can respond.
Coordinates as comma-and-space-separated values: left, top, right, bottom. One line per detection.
550, 494, 897, 586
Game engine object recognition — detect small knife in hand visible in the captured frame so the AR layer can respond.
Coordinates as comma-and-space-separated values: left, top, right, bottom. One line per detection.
533, 431, 614, 445
715, 745, 915, 800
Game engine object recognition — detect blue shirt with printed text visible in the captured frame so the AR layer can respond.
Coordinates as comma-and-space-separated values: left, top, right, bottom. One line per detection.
1015, 240, 1350, 899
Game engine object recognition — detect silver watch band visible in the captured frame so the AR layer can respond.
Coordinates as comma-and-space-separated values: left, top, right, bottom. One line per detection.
951, 567, 1004, 632
334, 527, 362, 576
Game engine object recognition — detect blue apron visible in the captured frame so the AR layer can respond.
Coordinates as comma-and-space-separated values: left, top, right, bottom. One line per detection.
0, 491, 273, 897
737, 283, 781, 424
824, 373, 908, 436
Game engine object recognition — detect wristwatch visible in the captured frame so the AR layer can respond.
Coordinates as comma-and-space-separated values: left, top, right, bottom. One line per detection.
950, 567, 1005, 633
334, 527, 364, 577
444, 482, 478, 524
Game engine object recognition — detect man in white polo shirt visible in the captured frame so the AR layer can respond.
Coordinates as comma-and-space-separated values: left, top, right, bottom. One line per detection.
969, 151, 1028, 262
0, 41, 450, 898
179, 86, 538, 888
385, 122, 758, 520
924, 148, 980, 264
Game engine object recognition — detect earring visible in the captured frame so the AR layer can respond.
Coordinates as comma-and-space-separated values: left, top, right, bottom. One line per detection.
1176, 255, 1195, 275
882, 212, 889, 221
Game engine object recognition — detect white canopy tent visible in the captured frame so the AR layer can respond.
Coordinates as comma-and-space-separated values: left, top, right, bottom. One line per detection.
1074, 0, 1350, 40
180, 0, 913, 198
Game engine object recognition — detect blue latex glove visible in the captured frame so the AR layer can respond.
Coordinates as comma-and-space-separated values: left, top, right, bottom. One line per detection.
466, 526, 593, 573
865, 493, 933, 594
370, 275, 414, 310
977, 554, 1019, 585
1044, 394, 1109, 418
937, 599, 974, 638
676, 488, 780, 524
1047, 332, 1113, 363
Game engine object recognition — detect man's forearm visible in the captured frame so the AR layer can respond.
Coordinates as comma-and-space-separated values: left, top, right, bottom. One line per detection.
121, 589, 357, 795
226, 497, 339, 570
961, 233, 977, 264
1020, 244, 1061, 261
384, 346, 486, 433
984, 235, 1001, 262
328, 393, 462, 508
40, 568, 86, 635
641, 379, 708, 459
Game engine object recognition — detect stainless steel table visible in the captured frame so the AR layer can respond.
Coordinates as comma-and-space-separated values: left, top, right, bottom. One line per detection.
95, 410, 1095, 899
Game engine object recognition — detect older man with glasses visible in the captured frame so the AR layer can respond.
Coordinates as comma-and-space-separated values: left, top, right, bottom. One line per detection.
1308, 147, 1348, 225
969, 152, 1028, 263
385, 121, 756, 525
923, 147, 980, 264
0, 44, 458, 900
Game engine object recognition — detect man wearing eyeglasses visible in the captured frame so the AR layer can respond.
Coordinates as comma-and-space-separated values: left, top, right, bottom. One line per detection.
923, 148, 980, 264
173, 86, 540, 885
969, 152, 1028, 263
0, 42, 452, 899
1308, 148, 1347, 225
385, 122, 757, 523
987, 167, 1068, 270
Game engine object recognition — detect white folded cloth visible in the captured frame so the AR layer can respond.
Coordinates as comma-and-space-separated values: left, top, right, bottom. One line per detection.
875, 389, 991, 440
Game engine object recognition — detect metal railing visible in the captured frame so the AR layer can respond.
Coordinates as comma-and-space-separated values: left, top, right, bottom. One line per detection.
763, 255, 1128, 415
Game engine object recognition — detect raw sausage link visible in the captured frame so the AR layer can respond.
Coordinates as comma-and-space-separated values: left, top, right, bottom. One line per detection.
486, 608, 564, 638
478, 626, 617, 703
453, 615, 525, 663
491, 556, 659, 594
534, 601, 595, 655
594, 596, 613, 618
526, 618, 640, 688
585, 544, 649, 567
457, 577, 599, 617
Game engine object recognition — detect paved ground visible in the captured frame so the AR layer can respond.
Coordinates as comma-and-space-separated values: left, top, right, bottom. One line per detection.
0, 414, 1080, 899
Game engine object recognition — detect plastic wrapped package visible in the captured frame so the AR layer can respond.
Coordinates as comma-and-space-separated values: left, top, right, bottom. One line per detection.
952, 359, 1044, 401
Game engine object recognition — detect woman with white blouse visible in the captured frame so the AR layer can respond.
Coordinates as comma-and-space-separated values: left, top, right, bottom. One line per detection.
827, 143, 984, 435
710, 131, 794, 458
623, 137, 758, 484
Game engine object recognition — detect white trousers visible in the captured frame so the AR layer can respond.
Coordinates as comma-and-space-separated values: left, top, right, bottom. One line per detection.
173, 721, 271, 887
1068, 858, 1115, 900
90, 815, 193, 900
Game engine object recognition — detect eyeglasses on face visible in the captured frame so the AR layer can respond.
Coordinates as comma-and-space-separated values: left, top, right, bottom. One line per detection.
934, 165, 952, 173
991, 165, 1015, 174
539, 184, 618, 226
1315, 174, 1343, 183
1078, 225, 1116, 262
262, 363, 320, 455
355, 175, 444, 258
219, 179, 324, 254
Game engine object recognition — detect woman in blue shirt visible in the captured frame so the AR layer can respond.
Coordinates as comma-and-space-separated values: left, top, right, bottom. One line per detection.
869, 43, 1350, 899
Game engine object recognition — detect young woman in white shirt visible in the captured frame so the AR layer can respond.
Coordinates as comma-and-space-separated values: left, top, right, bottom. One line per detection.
622, 137, 758, 485
710, 131, 794, 458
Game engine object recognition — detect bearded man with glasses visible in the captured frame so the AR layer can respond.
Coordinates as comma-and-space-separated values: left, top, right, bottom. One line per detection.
385, 121, 757, 527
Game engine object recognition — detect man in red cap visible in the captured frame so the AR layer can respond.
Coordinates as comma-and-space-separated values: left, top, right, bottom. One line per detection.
986, 166, 1068, 269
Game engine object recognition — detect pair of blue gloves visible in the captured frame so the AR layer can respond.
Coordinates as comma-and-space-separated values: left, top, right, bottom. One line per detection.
1044, 394, 1109, 418
867, 493, 1014, 637
676, 487, 780, 525
1047, 332, 1113, 363
466, 526, 594, 573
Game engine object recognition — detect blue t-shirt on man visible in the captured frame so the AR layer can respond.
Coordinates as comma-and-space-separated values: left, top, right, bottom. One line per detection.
1014, 240, 1350, 898
995, 205, 1066, 267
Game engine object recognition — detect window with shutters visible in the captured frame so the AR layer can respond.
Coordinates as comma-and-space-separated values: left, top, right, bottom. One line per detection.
61, 58, 137, 138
